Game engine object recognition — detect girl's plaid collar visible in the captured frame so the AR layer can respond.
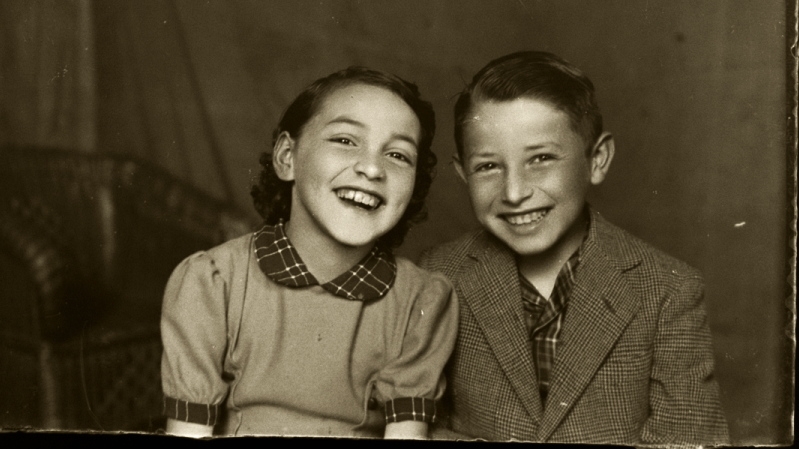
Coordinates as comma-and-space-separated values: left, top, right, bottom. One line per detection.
252, 221, 396, 302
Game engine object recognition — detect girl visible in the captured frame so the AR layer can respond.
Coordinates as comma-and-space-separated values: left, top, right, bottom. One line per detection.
160, 67, 458, 439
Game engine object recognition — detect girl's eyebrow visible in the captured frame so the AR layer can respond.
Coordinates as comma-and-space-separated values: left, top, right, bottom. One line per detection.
468, 150, 496, 160
327, 116, 365, 128
390, 132, 419, 148
326, 116, 419, 147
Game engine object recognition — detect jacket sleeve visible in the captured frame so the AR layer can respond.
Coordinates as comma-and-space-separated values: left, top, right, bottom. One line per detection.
642, 271, 730, 444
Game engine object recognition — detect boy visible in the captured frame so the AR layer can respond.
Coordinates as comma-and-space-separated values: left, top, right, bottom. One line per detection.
421, 51, 729, 444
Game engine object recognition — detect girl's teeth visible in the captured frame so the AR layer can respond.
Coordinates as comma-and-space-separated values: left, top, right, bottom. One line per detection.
337, 189, 381, 209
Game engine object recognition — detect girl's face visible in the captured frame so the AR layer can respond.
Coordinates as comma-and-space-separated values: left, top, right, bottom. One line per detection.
276, 83, 420, 250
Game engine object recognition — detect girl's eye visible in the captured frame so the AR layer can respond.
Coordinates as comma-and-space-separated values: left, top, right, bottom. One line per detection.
331, 137, 354, 145
474, 162, 497, 172
531, 154, 553, 163
388, 152, 413, 165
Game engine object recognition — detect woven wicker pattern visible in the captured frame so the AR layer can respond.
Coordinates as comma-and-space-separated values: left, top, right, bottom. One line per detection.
0, 147, 254, 431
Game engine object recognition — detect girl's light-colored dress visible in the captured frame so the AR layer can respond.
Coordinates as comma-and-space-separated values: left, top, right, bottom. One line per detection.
160, 222, 459, 437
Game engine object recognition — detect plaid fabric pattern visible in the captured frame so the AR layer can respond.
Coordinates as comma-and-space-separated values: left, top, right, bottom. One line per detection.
253, 222, 396, 302
163, 396, 219, 426
420, 208, 729, 444
385, 397, 437, 424
519, 250, 579, 405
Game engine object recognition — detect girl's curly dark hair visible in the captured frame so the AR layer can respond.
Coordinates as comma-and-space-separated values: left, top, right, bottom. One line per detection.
250, 67, 437, 249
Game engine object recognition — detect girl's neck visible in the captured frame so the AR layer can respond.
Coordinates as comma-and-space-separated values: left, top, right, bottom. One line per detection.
284, 220, 373, 284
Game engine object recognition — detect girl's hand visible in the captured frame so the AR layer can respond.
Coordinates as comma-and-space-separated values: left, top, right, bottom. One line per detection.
384, 421, 428, 440
166, 418, 214, 438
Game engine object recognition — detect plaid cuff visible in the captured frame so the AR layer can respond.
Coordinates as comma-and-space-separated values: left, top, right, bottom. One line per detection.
163, 395, 219, 426
384, 397, 436, 424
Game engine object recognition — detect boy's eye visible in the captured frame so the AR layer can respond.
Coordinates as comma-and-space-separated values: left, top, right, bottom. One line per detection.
531, 154, 553, 163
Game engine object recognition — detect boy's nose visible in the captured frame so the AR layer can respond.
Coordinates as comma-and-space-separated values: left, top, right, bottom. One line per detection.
354, 153, 386, 180
501, 168, 533, 205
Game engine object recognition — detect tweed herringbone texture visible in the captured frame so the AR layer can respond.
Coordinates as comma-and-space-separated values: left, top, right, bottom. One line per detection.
421, 210, 729, 445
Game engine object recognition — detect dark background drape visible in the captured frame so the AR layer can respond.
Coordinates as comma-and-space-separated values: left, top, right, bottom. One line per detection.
0, 0, 792, 444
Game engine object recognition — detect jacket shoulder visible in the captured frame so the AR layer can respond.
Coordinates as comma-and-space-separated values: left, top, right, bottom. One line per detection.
594, 212, 702, 282
418, 230, 485, 278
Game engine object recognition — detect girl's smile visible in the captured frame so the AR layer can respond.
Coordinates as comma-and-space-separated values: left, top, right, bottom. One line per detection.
335, 187, 384, 211
273, 83, 421, 256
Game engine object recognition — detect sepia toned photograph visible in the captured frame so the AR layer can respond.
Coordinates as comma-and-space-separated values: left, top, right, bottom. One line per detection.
0, 0, 794, 446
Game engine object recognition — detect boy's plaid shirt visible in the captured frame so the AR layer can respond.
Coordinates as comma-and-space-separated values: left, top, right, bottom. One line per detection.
519, 249, 580, 406
253, 221, 396, 302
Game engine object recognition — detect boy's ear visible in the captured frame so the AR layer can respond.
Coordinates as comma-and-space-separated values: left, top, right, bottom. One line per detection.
452, 154, 468, 184
272, 131, 296, 182
589, 132, 615, 185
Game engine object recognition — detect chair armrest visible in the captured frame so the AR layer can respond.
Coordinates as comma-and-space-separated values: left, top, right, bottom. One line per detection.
0, 201, 94, 341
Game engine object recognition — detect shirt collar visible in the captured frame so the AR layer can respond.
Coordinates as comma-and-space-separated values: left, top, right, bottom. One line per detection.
518, 220, 587, 305
253, 221, 397, 302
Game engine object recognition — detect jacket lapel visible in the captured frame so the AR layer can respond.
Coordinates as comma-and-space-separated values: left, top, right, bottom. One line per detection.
458, 233, 545, 425
537, 214, 643, 440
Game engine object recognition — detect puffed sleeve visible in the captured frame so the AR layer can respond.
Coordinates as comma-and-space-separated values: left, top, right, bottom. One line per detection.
160, 252, 229, 426
642, 271, 730, 444
373, 270, 459, 424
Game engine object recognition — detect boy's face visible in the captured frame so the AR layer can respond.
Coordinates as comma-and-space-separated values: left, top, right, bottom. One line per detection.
275, 83, 420, 250
455, 98, 612, 259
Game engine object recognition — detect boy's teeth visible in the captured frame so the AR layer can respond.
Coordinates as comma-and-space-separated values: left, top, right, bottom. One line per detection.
505, 210, 548, 225
336, 188, 382, 210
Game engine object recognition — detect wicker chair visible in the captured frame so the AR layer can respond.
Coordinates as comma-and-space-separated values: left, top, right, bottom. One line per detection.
0, 147, 254, 431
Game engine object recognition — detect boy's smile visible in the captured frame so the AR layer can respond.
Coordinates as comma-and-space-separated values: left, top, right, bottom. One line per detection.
273, 83, 420, 256
456, 98, 613, 263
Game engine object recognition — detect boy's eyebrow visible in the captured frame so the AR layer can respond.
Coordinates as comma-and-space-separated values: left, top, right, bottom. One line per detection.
468, 143, 561, 159
524, 142, 561, 150
326, 116, 419, 147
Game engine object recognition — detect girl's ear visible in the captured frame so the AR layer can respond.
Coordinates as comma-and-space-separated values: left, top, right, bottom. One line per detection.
589, 131, 615, 185
272, 131, 296, 182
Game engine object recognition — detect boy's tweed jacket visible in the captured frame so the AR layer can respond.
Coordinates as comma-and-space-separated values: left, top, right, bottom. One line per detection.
420, 209, 729, 445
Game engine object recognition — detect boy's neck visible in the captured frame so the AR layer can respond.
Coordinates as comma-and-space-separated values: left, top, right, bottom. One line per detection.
516, 210, 589, 299
283, 220, 374, 285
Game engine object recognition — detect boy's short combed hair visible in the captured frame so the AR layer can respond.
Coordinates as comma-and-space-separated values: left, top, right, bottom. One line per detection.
250, 66, 437, 249
454, 51, 603, 158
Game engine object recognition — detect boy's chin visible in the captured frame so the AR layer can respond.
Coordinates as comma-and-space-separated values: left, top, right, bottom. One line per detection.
503, 240, 554, 258
487, 226, 556, 258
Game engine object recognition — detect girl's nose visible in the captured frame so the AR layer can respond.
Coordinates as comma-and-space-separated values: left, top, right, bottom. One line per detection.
354, 152, 386, 180
502, 167, 533, 205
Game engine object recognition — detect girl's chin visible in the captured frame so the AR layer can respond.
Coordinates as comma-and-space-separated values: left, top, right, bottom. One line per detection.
328, 230, 385, 249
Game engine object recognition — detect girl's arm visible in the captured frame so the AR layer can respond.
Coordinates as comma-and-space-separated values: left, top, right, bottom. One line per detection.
166, 418, 214, 438
384, 421, 428, 440
161, 253, 231, 438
